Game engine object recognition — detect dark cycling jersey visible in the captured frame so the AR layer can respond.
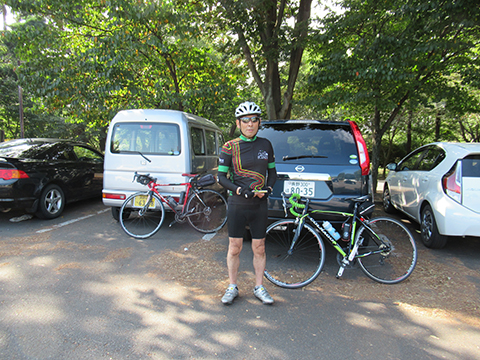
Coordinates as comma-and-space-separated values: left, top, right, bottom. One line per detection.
218, 135, 276, 205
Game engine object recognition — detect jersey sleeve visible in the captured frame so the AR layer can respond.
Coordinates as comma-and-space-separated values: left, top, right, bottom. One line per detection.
218, 141, 239, 193
266, 140, 277, 188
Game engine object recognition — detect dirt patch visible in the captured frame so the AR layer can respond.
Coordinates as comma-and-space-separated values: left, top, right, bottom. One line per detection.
103, 248, 132, 262
147, 233, 480, 327
55, 262, 83, 272
147, 238, 228, 291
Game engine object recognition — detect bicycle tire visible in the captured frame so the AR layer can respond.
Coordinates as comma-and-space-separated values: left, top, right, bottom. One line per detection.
264, 219, 326, 289
119, 192, 165, 239
356, 217, 417, 284
185, 189, 228, 233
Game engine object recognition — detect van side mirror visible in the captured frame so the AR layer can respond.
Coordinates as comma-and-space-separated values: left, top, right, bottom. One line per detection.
386, 163, 397, 171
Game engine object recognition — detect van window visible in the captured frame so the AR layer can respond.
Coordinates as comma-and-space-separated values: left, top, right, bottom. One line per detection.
191, 127, 205, 155
111, 123, 181, 155
206, 130, 217, 155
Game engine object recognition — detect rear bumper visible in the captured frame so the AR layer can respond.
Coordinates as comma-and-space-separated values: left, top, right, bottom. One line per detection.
434, 197, 480, 237
0, 197, 37, 211
0, 185, 37, 211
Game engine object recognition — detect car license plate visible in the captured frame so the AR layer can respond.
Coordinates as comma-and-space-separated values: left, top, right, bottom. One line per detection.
133, 195, 155, 208
284, 181, 315, 197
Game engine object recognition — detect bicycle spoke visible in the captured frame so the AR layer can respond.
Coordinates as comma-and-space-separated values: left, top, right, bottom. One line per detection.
357, 217, 417, 284
119, 193, 165, 239
186, 190, 228, 233
264, 220, 325, 289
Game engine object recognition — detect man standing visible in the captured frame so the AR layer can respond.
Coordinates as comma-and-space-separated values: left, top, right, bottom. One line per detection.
217, 101, 277, 305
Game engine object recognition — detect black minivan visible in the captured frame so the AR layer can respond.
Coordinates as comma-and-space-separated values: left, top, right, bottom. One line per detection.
256, 120, 373, 223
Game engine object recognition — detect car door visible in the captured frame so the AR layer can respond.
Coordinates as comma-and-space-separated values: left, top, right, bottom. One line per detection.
72, 145, 104, 199
401, 146, 445, 218
392, 148, 426, 213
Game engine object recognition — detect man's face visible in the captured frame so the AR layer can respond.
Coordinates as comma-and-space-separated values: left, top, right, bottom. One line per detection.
236, 114, 261, 139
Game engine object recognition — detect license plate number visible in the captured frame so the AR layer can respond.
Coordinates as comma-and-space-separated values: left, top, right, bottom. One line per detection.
284, 181, 315, 197
133, 195, 155, 208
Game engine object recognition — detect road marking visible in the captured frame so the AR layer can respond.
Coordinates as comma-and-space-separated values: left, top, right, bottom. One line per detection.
202, 233, 216, 241
36, 209, 109, 233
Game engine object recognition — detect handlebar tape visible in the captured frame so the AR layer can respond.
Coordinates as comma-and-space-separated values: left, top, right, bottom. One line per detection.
289, 193, 305, 217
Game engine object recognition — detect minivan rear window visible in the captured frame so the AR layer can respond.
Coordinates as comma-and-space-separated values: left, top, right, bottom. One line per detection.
258, 123, 358, 165
111, 123, 181, 155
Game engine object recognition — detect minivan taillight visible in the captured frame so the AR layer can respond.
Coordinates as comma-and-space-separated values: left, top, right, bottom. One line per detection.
442, 161, 462, 203
0, 169, 30, 180
348, 120, 370, 176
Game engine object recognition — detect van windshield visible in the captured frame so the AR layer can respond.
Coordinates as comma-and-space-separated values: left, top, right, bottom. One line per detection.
111, 123, 181, 155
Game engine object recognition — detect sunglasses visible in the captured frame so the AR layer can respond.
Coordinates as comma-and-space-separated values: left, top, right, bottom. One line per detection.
239, 116, 261, 124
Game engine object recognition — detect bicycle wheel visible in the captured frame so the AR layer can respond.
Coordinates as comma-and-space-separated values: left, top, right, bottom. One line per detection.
185, 189, 228, 233
356, 217, 417, 284
119, 192, 165, 239
264, 220, 325, 289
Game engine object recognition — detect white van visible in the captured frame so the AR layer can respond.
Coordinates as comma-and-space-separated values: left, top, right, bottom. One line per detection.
102, 109, 225, 220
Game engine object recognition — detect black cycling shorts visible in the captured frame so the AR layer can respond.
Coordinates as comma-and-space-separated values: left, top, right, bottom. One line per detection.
227, 201, 268, 239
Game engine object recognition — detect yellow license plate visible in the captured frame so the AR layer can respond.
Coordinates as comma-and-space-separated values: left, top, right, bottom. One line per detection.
133, 195, 155, 208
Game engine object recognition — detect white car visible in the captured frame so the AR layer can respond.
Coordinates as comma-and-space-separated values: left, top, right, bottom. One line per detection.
383, 142, 480, 249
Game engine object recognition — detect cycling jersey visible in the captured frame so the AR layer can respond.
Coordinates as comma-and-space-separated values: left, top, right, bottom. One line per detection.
218, 135, 276, 205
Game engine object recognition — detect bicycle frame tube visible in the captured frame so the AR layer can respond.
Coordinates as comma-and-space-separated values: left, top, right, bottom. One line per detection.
352, 221, 390, 258
308, 215, 348, 257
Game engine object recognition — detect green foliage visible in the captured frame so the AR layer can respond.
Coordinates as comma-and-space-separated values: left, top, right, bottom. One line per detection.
5, 0, 247, 139
307, 0, 480, 187
309, 0, 480, 115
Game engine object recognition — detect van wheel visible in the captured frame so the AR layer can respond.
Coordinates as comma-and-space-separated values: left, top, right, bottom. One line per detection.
382, 185, 395, 214
420, 204, 448, 249
111, 207, 130, 222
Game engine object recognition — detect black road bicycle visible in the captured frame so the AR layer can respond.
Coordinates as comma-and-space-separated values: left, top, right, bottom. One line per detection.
264, 193, 417, 288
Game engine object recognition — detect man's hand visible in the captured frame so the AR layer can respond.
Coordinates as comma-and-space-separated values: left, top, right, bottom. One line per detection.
241, 187, 255, 199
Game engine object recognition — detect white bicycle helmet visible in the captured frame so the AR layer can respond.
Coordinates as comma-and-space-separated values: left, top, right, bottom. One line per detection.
235, 101, 262, 118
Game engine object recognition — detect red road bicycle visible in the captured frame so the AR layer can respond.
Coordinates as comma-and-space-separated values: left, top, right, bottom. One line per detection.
119, 172, 228, 239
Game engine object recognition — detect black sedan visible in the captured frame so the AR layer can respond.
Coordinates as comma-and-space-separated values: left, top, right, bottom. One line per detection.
0, 138, 104, 219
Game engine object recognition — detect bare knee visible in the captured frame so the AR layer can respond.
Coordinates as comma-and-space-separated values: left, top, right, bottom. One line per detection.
228, 238, 243, 257
252, 239, 266, 257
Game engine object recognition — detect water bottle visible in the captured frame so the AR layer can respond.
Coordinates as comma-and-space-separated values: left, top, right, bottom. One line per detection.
178, 191, 186, 205
167, 196, 177, 208
322, 221, 340, 240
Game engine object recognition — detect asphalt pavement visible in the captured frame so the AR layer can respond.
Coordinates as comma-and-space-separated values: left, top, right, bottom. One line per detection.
0, 198, 479, 360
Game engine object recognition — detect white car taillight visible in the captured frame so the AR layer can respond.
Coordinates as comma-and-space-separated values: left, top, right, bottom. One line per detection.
442, 161, 462, 203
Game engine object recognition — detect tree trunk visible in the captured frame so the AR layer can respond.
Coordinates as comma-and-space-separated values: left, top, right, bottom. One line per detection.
407, 109, 412, 154
231, 0, 312, 120
435, 113, 441, 141
370, 106, 382, 194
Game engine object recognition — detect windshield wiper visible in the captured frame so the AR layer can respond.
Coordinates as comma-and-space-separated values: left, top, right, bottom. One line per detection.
138, 152, 151, 163
282, 155, 327, 161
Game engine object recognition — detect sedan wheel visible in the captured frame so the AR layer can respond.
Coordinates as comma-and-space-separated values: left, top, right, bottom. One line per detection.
36, 184, 65, 219
420, 204, 448, 249
382, 185, 395, 214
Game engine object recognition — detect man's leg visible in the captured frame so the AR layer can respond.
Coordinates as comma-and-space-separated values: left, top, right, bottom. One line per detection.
222, 237, 243, 305
252, 237, 274, 304
251, 238, 266, 287
227, 237, 243, 284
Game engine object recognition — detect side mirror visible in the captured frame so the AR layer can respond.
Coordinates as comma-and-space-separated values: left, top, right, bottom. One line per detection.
386, 163, 397, 171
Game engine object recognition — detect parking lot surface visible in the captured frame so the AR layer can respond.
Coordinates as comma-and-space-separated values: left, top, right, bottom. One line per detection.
0, 198, 479, 359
